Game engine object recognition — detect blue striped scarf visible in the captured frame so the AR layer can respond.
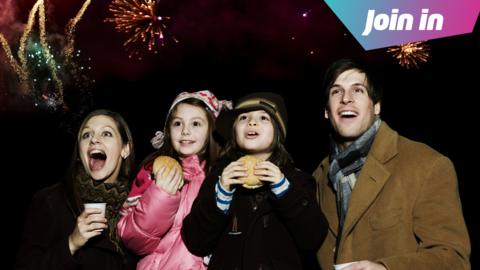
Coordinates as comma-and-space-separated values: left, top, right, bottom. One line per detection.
328, 117, 381, 230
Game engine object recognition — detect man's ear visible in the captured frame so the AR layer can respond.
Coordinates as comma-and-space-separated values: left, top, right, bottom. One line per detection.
324, 108, 329, 119
374, 102, 381, 115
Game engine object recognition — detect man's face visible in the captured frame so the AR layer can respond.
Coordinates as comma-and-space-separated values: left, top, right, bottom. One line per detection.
325, 69, 380, 148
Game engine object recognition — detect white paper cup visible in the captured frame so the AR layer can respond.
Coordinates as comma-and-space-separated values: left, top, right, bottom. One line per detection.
334, 262, 355, 270
84, 203, 106, 217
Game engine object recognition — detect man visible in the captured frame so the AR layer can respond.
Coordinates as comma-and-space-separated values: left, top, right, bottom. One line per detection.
314, 58, 470, 270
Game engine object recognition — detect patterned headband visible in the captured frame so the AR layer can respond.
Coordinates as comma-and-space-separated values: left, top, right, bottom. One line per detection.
169, 90, 232, 118
151, 90, 232, 149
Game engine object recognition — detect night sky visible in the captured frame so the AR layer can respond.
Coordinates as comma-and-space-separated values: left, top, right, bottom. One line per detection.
1, 0, 478, 268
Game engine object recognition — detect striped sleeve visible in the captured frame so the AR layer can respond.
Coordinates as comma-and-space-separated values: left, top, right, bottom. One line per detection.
215, 178, 235, 213
270, 176, 290, 198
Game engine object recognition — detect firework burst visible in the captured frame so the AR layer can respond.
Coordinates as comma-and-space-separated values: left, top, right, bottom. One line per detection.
105, 0, 178, 59
0, 0, 93, 111
387, 41, 430, 69
65, 0, 92, 62
38, 0, 63, 100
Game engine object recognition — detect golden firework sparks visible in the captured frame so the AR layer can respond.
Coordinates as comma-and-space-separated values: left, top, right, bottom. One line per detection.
65, 0, 92, 62
0, 33, 28, 91
387, 41, 430, 69
105, 0, 178, 59
16, 0, 42, 94
0, 0, 91, 104
38, 0, 63, 100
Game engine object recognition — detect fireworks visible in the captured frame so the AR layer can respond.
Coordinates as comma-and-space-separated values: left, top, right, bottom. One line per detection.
105, 0, 178, 59
0, 0, 93, 110
38, 0, 63, 100
65, 0, 92, 62
0, 33, 28, 88
387, 41, 430, 69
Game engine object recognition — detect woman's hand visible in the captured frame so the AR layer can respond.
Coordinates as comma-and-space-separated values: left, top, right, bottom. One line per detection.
68, 208, 107, 254
220, 161, 248, 191
254, 161, 284, 185
154, 166, 184, 194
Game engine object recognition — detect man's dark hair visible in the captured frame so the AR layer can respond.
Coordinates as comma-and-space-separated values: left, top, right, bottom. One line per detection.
322, 58, 383, 109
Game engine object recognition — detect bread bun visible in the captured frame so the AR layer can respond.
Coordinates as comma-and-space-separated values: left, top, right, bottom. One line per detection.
238, 155, 263, 189
152, 156, 182, 178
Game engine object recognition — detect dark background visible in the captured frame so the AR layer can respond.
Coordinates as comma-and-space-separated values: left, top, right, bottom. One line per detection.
1, 0, 478, 268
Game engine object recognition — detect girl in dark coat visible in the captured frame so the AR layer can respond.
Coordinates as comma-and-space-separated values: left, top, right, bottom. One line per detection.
182, 92, 328, 270
15, 109, 137, 270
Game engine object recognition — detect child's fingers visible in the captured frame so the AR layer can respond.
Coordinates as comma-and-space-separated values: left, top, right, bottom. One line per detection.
155, 167, 182, 194
222, 165, 247, 179
155, 166, 166, 178
255, 161, 279, 172
230, 171, 249, 179
224, 162, 247, 174
254, 167, 278, 182
229, 179, 246, 185
225, 161, 246, 171
257, 176, 277, 183
166, 168, 181, 191
220, 173, 246, 190
222, 170, 248, 182
255, 162, 283, 178
166, 165, 178, 179
172, 168, 184, 190
254, 169, 271, 177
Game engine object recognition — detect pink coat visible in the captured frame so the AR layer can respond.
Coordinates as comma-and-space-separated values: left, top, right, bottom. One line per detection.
117, 155, 207, 270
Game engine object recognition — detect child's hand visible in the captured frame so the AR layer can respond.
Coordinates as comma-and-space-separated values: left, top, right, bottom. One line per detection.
154, 165, 184, 194
254, 161, 284, 184
220, 161, 248, 191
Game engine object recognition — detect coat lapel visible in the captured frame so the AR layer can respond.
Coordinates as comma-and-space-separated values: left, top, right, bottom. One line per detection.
340, 122, 398, 238
315, 159, 339, 236
340, 157, 390, 236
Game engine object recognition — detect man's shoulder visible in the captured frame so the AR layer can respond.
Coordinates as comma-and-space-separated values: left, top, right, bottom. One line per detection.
374, 125, 450, 172
312, 156, 329, 182
376, 122, 446, 161
397, 133, 445, 160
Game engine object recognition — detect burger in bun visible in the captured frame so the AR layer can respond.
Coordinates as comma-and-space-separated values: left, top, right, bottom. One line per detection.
153, 156, 182, 178
238, 155, 263, 189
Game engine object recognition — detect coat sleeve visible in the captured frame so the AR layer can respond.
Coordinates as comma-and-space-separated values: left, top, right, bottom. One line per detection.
15, 191, 80, 270
117, 183, 181, 256
181, 165, 230, 257
377, 156, 471, 270
272, 169, 328, 251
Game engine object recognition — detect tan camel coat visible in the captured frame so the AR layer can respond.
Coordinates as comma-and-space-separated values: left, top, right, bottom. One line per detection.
314, 122, 470, 270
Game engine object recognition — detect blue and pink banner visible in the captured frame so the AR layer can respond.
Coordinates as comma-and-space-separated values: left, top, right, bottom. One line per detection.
325, 0, 479, 50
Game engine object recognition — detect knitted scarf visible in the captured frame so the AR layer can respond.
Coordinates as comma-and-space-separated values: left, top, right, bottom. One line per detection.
75, 168, 130, 254
328, 117, 381, 229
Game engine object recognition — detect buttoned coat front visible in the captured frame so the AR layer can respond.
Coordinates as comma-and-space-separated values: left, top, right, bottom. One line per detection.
314, 122, 470, 270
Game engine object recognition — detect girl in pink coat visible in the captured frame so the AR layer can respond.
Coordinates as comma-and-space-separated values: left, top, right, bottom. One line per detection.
117, 90, 231, 270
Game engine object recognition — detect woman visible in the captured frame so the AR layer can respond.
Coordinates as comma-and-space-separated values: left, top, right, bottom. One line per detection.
15, 109, 137, 270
